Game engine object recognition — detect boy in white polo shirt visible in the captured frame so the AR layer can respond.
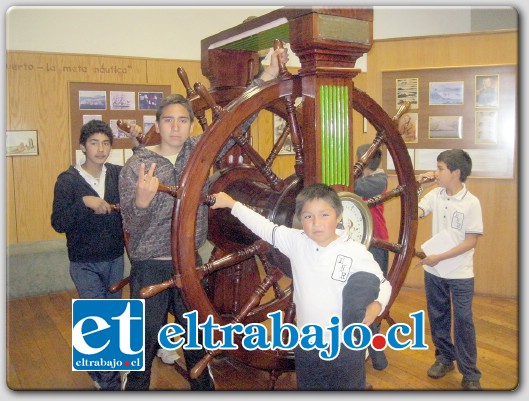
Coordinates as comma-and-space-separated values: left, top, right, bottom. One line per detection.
210, 183, 391, 390
417, 149, 483, 390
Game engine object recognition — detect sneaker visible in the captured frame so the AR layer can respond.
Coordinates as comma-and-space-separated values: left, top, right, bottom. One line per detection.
461, 379, 482, 390
427, 361, 454, 378
157, 348, 180, 364
121, 371, 129, 391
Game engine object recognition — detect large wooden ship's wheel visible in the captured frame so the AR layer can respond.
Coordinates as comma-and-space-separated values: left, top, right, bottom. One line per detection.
165, 79, 419, 387
133, 8, 423, 389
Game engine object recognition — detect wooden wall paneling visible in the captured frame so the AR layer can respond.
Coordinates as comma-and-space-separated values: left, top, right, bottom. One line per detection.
6, 51, 149, 243
470, 178, 517, 297
252, 110, 294, 180
7, 52, 67, 243
6, 159, 18, 244
6, 59, 17, 244
369, 31, 517, 74
145, 58, 209, 137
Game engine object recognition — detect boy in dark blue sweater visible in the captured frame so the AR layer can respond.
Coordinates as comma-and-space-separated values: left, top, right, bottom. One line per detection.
51, 120, 125, 390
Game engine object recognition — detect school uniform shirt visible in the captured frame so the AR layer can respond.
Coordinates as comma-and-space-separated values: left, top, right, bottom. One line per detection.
418, 184, 483, 279
231, 202, 391, 335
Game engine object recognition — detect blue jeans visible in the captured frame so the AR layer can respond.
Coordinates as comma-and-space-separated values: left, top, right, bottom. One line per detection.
70, 255, 124, 390
424, 272, 481, 381
70, 255, 124, 299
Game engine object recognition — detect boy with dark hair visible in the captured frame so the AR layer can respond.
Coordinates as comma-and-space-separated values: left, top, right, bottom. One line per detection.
51, 119, 125, 390
119, 93, 215, 391
210, 183, 391, 390
118, 47, 289, 390
417, 149, 483, 390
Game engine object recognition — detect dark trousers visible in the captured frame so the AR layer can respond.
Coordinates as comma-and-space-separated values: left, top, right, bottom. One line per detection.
366, 247, 389, 369
124, 259, 214, 391
424, 272, 481, 381
295, 272, 379, 390
369, 247, 388, 278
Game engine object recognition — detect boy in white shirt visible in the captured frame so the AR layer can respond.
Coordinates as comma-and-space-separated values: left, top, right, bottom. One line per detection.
211, 183, 391, 390
417, 149, 483, 390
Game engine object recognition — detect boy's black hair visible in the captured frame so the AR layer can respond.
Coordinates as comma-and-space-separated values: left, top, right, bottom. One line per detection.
295, 183, 343, 219
356, 143, 382, 170
156, 94, 194, 122
437, 149, 472, 182
80, 120, 113, 146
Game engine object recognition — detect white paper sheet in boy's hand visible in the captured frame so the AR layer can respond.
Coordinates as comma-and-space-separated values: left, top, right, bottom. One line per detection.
421, 229, 466, 277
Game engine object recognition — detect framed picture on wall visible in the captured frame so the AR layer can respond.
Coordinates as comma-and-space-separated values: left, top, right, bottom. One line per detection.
6, 130, 39, 156
429, 81, 464, 105
475, 74, 499, 107
139, 92, 164, 110
79, 90, 106, 110
82, 115, 102, 124
273, 115, 294, 155
397, 112, 418, 143
396, 78, 419, 109
110, 91, 135, 110
143, 115, 156, 134
475, 111, 498, 144
428, 116, 463, 139
110, 119, 136, 139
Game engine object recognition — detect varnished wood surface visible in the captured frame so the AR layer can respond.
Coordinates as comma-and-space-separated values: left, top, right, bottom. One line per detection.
6, 287, 517, 391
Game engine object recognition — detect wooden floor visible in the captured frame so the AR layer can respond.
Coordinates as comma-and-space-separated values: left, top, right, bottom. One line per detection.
6, 287, 518, 391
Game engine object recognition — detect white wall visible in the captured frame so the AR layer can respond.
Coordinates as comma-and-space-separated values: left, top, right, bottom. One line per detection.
5, 6, 280, 60
5, 5, 517, 61
373, 6, 472, 39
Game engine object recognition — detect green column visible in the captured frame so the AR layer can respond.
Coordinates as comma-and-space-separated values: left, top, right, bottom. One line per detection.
320, 85, 349, 186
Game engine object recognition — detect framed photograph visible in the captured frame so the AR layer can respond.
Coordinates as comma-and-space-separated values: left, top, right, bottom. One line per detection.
143, 115, 156, 134
397, 113, 418, 143
82, 115, 102, 124
428, 116, 463, 139
396, 78, 419, 110
110, 91, 135, 110
6, 130, 39, 156
273, 115, 294, 155
110, 119, 136, 139
139, 92, 164, 110
475, 111, 498, 144
475, 74, 499, 107
79, 90, 106, 110
429, 81, 464, 105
